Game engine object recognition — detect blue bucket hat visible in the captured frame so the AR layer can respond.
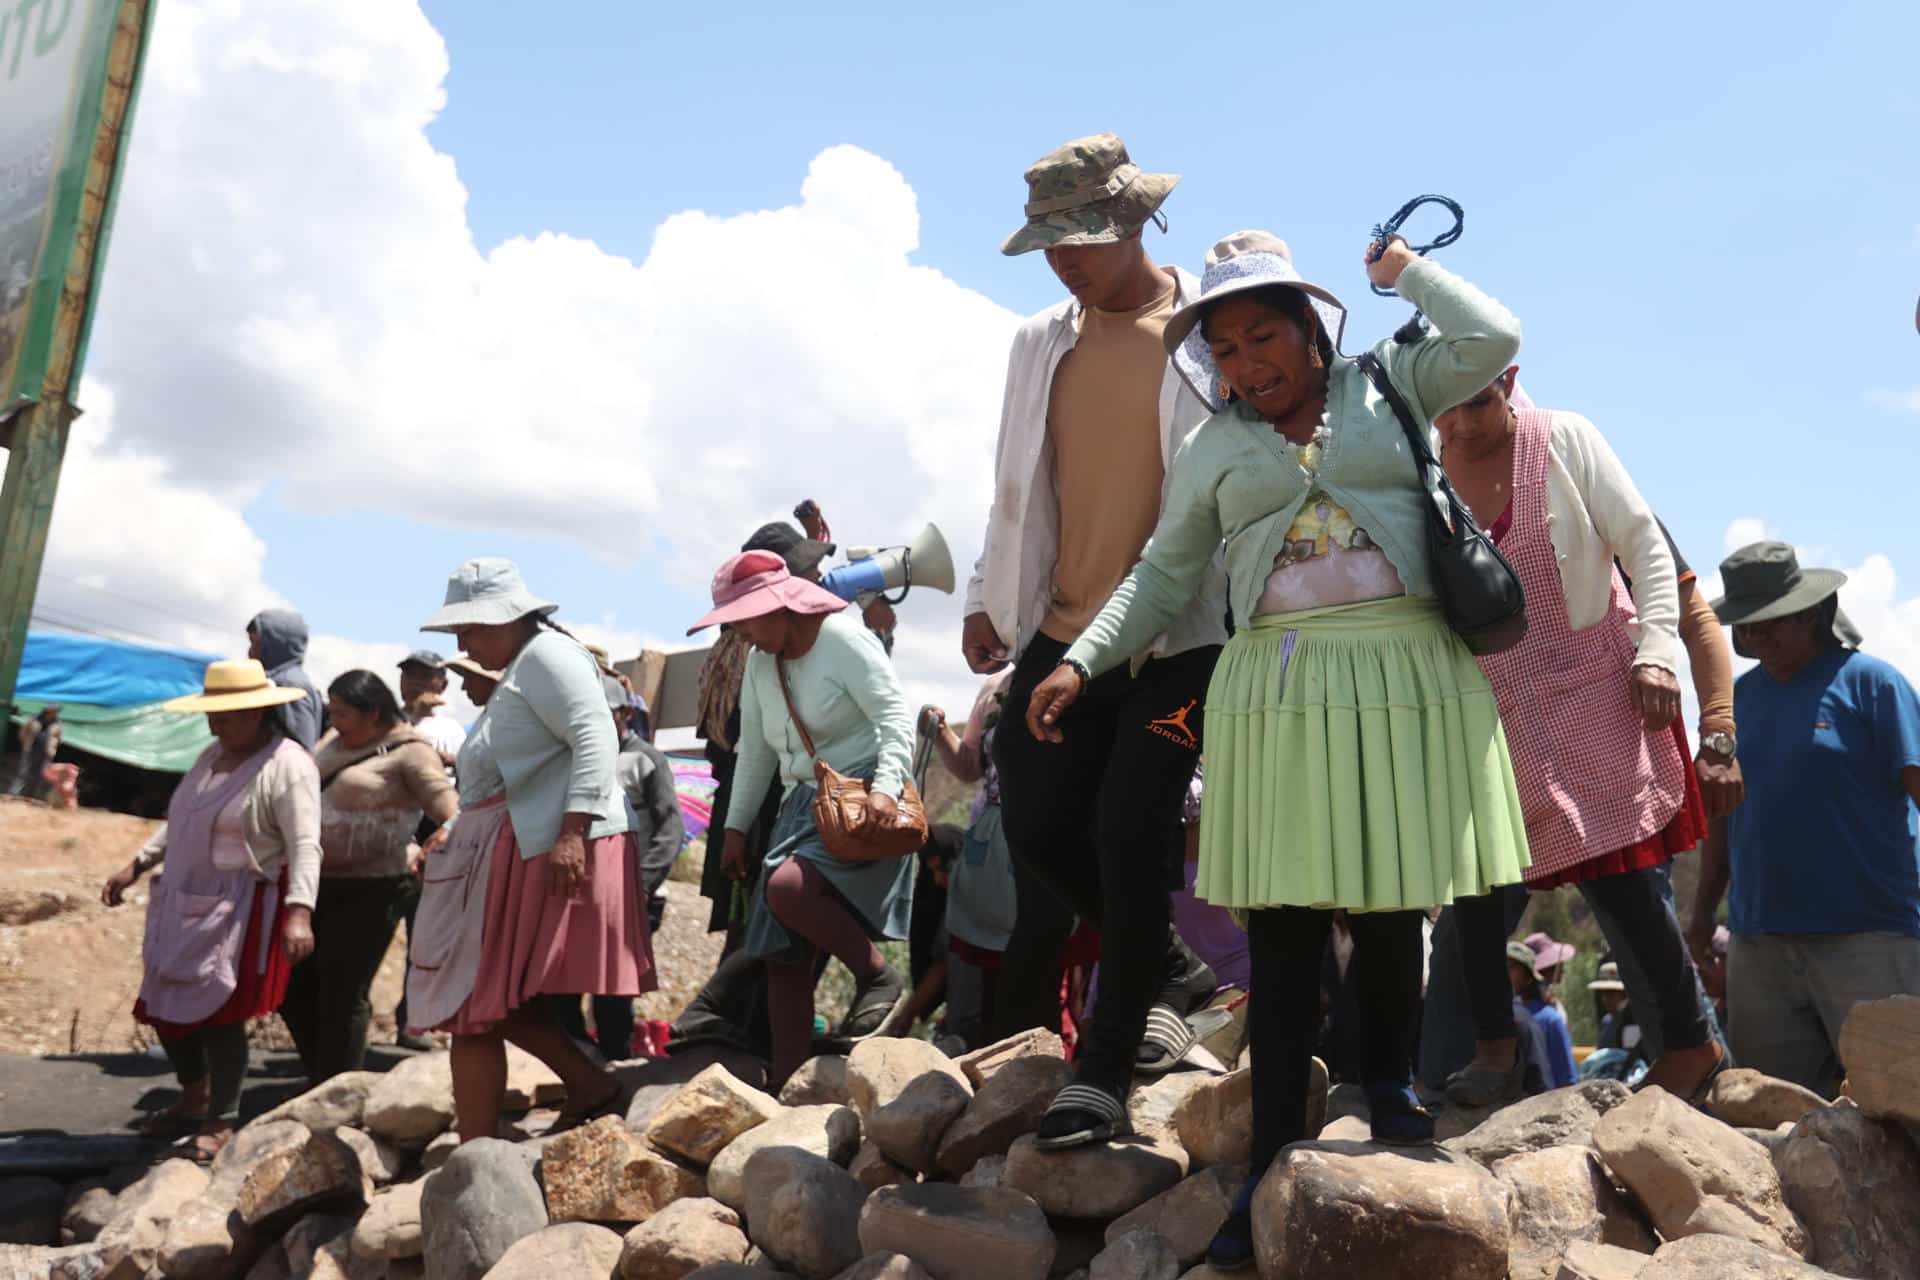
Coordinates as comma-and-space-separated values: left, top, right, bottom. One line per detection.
1163, 231, 1348, 413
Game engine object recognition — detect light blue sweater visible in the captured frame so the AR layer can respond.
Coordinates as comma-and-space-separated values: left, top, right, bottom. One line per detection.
726, 613, 915, 831
1066, 258, 1521, 677
462, 629, 635, 858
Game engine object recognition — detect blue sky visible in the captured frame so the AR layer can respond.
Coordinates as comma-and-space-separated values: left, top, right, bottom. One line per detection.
39, 1, 1920, 723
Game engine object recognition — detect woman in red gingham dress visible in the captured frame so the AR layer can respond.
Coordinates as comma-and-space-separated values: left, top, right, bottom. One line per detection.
1436, 366, 1723, 1108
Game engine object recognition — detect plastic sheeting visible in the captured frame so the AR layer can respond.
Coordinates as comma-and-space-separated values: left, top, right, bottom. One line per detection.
9, 697, 213, 774
16, 631, 218, 707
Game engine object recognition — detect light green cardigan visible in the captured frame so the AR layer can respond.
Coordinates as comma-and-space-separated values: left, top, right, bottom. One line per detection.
1066, 258, 1521, 677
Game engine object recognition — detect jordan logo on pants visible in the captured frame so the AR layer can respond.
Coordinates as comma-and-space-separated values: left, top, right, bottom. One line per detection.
1146, 699, 1199, 748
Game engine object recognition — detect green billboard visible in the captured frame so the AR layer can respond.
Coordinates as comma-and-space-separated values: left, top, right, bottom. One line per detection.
1, 0, 143, 413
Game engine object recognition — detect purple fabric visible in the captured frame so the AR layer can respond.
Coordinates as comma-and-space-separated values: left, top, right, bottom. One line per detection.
1173, 860, 1250, 990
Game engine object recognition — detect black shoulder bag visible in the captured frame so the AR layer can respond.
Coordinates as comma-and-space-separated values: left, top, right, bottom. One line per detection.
1356, 352, 1527, 656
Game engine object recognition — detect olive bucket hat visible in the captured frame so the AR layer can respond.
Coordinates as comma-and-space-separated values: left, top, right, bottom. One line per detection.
1711, 540, 1861, 648
1001, 133, 1179, 256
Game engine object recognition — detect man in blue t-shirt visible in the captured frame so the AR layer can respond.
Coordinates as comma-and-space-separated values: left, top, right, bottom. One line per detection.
1688, 542, 1920, 1096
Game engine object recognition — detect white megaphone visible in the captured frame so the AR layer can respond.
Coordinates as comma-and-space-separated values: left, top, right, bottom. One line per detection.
824, 523, 956, 605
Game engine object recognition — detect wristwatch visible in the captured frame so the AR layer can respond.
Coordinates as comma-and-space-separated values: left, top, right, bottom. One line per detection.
1699, 730, 1737, 758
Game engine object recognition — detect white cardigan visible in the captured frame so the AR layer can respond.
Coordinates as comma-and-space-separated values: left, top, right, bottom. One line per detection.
1531, 409, 1681, 674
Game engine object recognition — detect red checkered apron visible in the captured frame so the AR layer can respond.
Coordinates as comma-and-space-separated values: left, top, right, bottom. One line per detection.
1476, 410, 1688, 886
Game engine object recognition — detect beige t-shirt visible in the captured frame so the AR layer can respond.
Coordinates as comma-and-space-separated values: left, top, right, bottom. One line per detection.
1041, 279, 1176, 642
315, 726, 456, 879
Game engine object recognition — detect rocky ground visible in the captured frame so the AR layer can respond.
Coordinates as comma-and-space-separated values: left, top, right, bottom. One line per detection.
0, 800, 725, 1058
3, 996, 1917, 1280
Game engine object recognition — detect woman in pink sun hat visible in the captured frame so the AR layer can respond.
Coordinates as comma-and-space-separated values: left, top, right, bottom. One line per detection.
689, 549, 920, 1089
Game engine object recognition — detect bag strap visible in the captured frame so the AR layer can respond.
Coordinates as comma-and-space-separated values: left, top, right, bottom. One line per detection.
1357, 351, 1460, 534
775, 661, 820, 760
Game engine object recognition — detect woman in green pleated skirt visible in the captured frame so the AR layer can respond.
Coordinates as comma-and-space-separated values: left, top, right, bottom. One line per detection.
1023, 231, 1530, 1272
1198, 596, 1528, 914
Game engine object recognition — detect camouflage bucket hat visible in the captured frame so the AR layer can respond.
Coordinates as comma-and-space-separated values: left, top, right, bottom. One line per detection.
1001, 133, 1179, 257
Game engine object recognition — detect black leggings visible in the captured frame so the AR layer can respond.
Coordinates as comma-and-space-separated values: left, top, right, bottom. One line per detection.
991, 637, 1217, 1089
158, 1023, 250, 1122
1246, 907, 1425, 1177
1454, 866, 1713, 1054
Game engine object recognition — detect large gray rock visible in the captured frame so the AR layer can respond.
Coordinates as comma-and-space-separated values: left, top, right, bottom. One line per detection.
363, 1052, 457, 1144
542, 1115, 705, 1224
1774, 1103, 1920, 1279
708, 1104, 860, 1210
856, 1183, 1054, 1280
780, 1057, 852, 1108
1493, 1145, 1655, 1280
351, 1180, 426, 1261
933, 1056, 1071, 1176
740, 1147, 866, 1280
248, 1071, 384, 1133
1251, 1141, 1510, 1280
419, 1138, 549, 1280
1704, 1071, 1829, 1132
1087, 1230, 1178, 1280
93, 1158, 209, 1280
1105, 1166, 1238, 1270
1003, 1132, 1187, 1220
953, 1029, 1065, 1089
0, 1177, 65, 1245
1593, 1086, 1808, 1259
1839, 996, 1920, 1128
646, 1065, 783, 1168
831, 1254, 934, 1280
848, 1040, 974, 1174
1444, 1080, 1634, 1168
1556, 1240, 1653, 1280
1637, 1233, 1842, 1278
484, 1222, 622, 1280
1170, 1070, 1252, 1170
618, 1196, 749, 1279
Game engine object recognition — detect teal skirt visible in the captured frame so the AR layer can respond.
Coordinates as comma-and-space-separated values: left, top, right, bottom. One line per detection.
740, 766, 916, 962
1196, 595, 1531, 913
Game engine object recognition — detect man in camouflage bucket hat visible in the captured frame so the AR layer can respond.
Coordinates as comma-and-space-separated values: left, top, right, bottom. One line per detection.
1000, 133, 1179, 256
965, 133, 1229, 1149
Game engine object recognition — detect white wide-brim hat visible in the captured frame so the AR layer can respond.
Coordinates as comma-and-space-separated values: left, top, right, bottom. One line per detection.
1164, 230, 1348, 413
421, 558, 559, 633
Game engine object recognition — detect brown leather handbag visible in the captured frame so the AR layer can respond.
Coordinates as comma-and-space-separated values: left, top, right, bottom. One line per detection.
777, 660, 928, 862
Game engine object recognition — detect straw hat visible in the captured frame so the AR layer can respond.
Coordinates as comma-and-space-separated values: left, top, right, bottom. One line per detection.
1504, 940, 1540, 979
443, 655, 502, 683
165, 660, 308, 714
421, 558, 557, 633
1163, 231, 1348, 413
1587, 961, 1626, 994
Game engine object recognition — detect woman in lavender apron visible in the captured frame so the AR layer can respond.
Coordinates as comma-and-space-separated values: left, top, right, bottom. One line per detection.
409, 559, 653, 1144
100, 660, 321, 1163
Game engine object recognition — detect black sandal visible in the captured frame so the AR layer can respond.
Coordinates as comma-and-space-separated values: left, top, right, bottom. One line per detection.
548, 1079, 627, 1134
1034, 1082, 1131, 1150
835, 964, 908, 1040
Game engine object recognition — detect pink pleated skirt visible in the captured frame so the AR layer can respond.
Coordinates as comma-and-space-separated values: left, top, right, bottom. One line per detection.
440, 826, 655, 1036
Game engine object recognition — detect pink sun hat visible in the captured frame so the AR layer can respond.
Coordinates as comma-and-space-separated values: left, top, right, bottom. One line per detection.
1524, 931, 1577, 971
688, 548, 847, 635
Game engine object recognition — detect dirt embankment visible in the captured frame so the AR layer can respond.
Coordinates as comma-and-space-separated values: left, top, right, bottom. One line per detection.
0, 799, 723, 1057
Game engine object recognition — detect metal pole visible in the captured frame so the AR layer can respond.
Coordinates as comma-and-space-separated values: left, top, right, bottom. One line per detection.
0, 396, 76, 719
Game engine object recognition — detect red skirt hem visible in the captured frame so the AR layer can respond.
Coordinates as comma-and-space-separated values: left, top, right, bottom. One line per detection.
1524, 721, 1708, 890
134, 871, 290, 1042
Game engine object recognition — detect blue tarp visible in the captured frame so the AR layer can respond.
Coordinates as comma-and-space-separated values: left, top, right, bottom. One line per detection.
15, 631, 218, 708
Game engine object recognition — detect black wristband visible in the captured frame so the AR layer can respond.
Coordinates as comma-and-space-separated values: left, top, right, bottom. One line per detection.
1059, 657, 1091, 690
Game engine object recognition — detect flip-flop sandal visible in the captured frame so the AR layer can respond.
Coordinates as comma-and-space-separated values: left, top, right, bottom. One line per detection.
131, 1109, 207, 1139
1686, 1051, 1732, 1108
182, 1134, 229, 1167
1034, 1083, 1132, 1150
1134, 1004, 1205, 1076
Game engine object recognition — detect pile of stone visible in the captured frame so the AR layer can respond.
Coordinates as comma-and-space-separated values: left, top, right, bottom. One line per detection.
2, 995, 1917, 1279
